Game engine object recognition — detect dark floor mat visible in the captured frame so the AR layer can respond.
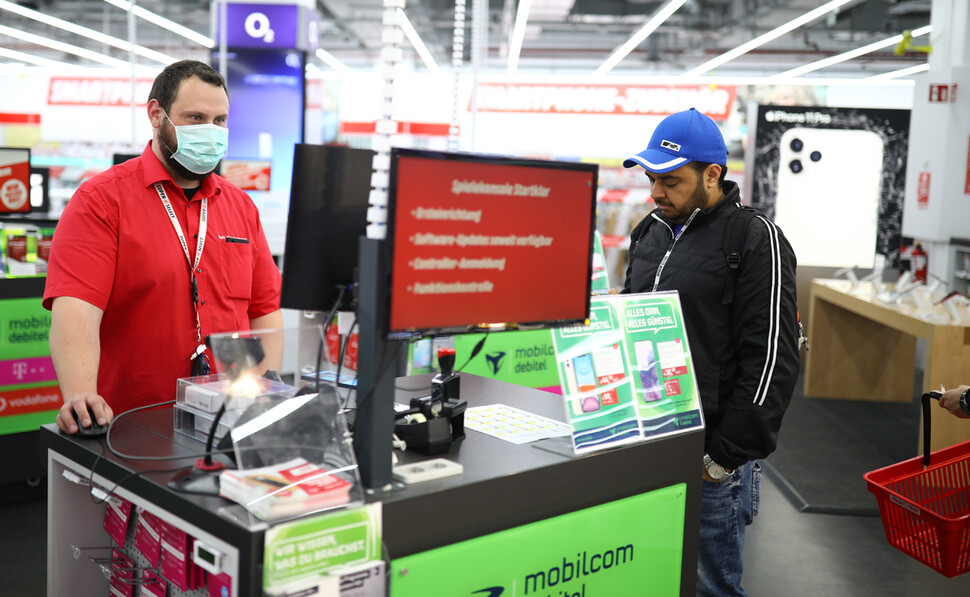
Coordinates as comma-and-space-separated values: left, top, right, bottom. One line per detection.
761, 376, 923, 517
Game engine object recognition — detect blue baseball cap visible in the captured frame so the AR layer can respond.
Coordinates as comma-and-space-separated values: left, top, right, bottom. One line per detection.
623, 108, 727, 173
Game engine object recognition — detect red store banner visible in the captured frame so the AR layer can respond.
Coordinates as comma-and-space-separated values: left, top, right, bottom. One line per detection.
472, 83, 737, 119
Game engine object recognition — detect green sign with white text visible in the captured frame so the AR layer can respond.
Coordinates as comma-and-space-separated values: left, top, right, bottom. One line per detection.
263, 503, 381, 590
390, 483, 687, 596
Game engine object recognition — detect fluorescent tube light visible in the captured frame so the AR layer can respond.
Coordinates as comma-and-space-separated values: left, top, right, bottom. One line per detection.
315, 48, 355, 74
683, 0, 854, 77
772, 25, 932, 78
507, 0, 531, 74
0, 23, 131, 68
865, 63, 929, 80
0, 0, 175, 65
102, 0, 215, 49
398, 8, 439, 73
595, 0, 688, 76
0, 46, 73, 68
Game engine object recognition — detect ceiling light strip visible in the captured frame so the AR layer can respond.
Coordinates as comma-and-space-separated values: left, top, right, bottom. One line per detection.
507, 0, 531, 74
595, 0, 688, 76
398, 8, 439, 73
0, 46, 72, 68
772, 25, 932, 78
102, 0, 215, 49
0, 0, 174, 65
0, 23, 130, 68
683, 0, 854, 78
315, 48, 355, 73
865, 63, 930, 81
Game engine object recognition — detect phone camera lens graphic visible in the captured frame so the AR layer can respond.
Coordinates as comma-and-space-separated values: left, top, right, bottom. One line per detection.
789, 159, 803, 174
789, 138, 804, 152
810, 150, 822, 162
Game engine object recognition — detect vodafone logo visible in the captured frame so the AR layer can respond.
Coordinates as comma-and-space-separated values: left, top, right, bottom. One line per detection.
0, 397, 6, 412
1, 178, 27, 210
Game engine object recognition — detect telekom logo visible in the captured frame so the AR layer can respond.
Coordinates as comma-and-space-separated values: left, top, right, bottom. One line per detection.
12, 362, 27, 380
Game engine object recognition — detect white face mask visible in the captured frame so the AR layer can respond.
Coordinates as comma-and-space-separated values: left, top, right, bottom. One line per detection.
163, 110, 229, 175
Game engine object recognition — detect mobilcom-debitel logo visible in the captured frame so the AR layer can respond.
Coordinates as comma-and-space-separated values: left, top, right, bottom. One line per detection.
471, 545, 634, 596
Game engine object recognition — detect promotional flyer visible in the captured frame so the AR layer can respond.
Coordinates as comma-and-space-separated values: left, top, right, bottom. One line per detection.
552, 292, 702, 454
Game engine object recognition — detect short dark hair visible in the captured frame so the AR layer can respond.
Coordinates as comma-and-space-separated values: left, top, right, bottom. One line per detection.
148, 60, 228, 113
690, 161, 728, 188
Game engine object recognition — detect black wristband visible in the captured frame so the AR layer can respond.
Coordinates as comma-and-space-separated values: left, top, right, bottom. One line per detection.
960, 388, 970, 416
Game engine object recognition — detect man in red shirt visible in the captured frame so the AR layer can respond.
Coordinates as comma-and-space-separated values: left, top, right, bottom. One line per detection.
44, 60, 282, 434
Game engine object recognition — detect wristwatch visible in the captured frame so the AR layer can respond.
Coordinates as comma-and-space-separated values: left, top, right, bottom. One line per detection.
960, 388, 970, 416
703, 454, 732, 481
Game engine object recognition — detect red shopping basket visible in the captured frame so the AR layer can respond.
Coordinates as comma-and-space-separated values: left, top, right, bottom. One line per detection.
864, 391, 970, 578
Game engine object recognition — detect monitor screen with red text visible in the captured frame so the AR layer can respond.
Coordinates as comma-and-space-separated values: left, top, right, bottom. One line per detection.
387, 148, 597, 338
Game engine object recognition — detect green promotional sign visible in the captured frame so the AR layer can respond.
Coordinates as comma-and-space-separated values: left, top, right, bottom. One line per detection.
263, 503, 381, 589
390, 483, 687, 597
1, 296, 59, 435
552, 292, 702, 454
0, 297, 51, 360
590, 230, 611, 293
454, 329, 558, 390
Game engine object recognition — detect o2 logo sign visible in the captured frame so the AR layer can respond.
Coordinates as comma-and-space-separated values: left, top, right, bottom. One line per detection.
245, 11, 275, 43
226, 3, 297, 48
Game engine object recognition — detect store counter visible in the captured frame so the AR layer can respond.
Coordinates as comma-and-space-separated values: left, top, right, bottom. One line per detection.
804, 278, 970, 451
44, 373, 703, 596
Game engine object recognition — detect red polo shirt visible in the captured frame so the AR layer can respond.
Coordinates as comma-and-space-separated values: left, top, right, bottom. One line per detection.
44, 142, 281, 414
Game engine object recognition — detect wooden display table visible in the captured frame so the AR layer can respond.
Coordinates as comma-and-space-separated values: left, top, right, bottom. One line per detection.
805, 279, 970, 451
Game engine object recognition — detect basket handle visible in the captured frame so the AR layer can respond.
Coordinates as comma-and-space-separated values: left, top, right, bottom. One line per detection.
922, 391, 942, 468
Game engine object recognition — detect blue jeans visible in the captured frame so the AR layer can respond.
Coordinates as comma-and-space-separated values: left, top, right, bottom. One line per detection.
696, 460, 761, 597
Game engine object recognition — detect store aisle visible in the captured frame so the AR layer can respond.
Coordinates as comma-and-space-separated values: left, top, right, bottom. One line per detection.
2, 473, 969, 596
746, 474, 970, 596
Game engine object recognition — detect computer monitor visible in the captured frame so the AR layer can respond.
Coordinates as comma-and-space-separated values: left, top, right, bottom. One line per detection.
280, 144, 376, 312
385, 148, 597, 338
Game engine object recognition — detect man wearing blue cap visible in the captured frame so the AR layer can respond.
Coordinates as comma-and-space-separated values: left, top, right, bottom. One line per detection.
623, 108, 800, 597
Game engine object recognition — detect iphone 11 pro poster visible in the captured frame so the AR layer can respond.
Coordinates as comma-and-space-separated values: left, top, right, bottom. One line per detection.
773, 127, 884, 268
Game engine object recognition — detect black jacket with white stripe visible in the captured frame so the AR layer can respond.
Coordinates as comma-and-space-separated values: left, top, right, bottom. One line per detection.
622, 181, 800, 470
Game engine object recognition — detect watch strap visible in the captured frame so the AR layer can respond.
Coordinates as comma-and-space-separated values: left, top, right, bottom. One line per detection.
960, 388, 970, 415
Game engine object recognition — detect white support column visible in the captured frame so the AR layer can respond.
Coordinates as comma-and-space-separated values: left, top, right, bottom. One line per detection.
902, 0, 970, 281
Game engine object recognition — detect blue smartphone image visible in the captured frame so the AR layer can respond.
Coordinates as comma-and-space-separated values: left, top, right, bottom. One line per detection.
572, 354, 600, 412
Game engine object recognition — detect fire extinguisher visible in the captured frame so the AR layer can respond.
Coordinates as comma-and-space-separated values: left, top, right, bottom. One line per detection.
911, 242, 928, 283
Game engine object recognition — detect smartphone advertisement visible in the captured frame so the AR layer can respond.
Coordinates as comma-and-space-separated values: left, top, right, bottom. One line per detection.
748, 105, 911, 269
388, 150, 596, 336
552, 292, 702, 454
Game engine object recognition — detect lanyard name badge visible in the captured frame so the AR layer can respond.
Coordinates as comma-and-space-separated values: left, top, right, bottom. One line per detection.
155, 183, 210, 376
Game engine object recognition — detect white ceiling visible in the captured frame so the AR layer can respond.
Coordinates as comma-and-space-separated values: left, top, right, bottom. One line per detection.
0, 0, 933, 77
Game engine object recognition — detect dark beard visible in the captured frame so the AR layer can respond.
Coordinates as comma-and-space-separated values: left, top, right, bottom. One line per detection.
159, 119, 212, 181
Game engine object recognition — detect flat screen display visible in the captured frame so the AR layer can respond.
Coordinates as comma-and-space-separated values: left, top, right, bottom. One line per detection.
387, 148, 597, 337
280, 143, 375, 311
